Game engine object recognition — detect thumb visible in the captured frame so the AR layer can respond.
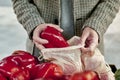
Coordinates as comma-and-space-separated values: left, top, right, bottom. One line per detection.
80, 43, 96, 56
80, 31, 89, 46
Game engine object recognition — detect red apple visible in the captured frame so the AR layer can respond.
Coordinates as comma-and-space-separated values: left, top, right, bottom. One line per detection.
11, 50, 39, 70
10, 68, 30, 80
40, 26, 69, 48
0, 50, 37, 80
0, 73, 7, 80
0, 59, 19, 77
0, 59, 30, 80
70, 70, 100, 80
30, 62, 63, 80
58, 75, 71, 80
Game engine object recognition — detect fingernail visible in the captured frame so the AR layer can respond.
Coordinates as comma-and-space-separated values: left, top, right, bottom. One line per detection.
44, 40, 49, 43
60, 29, 63, 32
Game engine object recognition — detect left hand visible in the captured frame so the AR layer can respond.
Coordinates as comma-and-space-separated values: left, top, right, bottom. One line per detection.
80, 27, 99, 56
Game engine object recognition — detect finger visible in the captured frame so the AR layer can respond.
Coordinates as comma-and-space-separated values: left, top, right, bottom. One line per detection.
35, 25, 47, 34
33, 29, 48, 44
33, 37, 48, 44
34, 42, 45, 50
48, 24, 63, 32
80, 31, 89, 46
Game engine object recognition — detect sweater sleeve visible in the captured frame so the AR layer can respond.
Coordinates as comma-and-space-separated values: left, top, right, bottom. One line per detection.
11, 0, 45, 39
83, 0, 120, 41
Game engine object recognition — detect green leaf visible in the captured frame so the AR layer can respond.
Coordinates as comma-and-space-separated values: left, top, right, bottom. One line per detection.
115, 69, 120, 80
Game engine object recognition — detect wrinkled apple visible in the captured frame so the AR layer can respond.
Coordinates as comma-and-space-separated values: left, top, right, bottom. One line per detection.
10, 68, 30, 80
58, 75, 71, 80
70, 70, 100, 80
0, 73, 7, 80
11, 50, 39, 70
0, 50, 40, 80
40, 26, 69, 48
0, 59, 30, 80
30, 62, 63, 80
0, 59, 19, 77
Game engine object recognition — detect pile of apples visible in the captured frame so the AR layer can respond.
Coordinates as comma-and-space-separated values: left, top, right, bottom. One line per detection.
0, 50, 100, 80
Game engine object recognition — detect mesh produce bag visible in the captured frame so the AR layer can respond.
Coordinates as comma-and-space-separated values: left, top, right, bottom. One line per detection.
41, 45, 83, 75
41, 36, 115, 80
81, 48, 115, 80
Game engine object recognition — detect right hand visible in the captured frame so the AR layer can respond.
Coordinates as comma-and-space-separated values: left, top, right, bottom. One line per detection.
32, 23, 63, 50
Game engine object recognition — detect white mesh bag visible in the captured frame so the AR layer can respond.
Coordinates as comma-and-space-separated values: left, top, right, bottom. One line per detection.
81, 48, 115, 80
41, 45, 83, 75
41, 36, 115, 80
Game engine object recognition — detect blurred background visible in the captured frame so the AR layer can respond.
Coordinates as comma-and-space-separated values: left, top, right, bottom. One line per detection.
0, 0, 27, 58
0, 0, 120, 69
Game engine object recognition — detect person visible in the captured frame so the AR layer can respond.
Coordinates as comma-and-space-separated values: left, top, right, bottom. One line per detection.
11, 0, 120, 58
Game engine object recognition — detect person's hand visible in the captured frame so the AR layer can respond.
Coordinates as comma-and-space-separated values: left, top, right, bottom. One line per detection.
80, 27, 99, 56
32, 24, 63, 50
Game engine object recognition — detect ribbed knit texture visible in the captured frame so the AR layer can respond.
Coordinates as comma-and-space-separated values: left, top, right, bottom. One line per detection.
11, 0, 120, 54
12, 0, 45, 37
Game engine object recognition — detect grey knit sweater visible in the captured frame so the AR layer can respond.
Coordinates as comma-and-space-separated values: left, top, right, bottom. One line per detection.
11, 0, 120, 54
